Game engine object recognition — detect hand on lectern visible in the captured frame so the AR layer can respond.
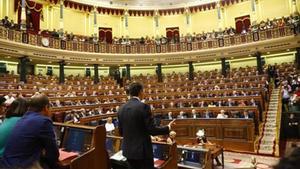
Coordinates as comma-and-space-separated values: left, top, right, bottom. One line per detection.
168, 119, 176, 130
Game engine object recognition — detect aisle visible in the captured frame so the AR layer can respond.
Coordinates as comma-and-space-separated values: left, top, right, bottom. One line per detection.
214, 152, 279, 169
257, 88, 281, 155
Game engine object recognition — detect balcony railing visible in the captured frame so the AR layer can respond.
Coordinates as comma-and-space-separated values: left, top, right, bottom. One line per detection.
0, 26, 295, 54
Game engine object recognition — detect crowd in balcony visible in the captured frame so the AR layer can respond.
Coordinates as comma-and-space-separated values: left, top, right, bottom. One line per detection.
1, 13, 299, 46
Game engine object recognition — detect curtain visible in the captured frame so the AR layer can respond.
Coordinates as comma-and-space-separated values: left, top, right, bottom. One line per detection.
16, 0, 43, 33
99, 27, 112, 43
235, 15, 250, 34
166, 27, 180, 43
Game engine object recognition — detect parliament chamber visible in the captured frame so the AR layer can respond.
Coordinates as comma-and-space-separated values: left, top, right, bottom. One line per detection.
0, 0, 300, 169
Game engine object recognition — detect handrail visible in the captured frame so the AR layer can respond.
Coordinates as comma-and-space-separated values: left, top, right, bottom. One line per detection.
275, 86, 282, 156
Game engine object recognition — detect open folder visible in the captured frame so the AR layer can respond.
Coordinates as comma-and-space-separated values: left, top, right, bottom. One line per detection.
59, 149, 79, 161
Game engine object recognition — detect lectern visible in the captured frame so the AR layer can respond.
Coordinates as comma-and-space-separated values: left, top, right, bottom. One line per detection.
106, 135, 178, 169
53, 122, 109, 169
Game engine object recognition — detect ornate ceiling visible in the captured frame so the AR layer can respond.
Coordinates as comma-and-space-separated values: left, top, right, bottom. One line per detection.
71, 0, 218, 9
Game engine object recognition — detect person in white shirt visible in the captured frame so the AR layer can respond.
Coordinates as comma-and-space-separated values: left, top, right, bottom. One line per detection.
105, 117, 115, 134
4, 93, 15, 105
217, 110, 228, 119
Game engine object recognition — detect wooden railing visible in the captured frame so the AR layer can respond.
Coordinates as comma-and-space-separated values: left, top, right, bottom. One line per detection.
0, 26, 294, 54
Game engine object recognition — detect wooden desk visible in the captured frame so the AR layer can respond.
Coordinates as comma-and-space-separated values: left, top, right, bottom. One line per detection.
179, 144, 224, 169
106, 135, 178, 169
53, 122, 109, 169
162, 119, 255, 152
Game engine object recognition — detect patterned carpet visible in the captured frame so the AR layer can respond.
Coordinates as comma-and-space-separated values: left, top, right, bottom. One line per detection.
214, 152, 279, 169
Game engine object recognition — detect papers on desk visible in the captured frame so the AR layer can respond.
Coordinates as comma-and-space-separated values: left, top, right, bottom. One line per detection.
153, 158, 165, 168
110, 150, 127, 161
59, 149, 79, 161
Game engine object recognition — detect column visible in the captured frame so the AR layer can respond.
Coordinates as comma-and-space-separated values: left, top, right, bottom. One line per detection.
93, 7, 98, 37
251, 0, 258, 22
94, 64, 99, 84
156, 63, 162, 82
296, 47, 300, 69
185, 8, 192, 34
217, 1, 224, 30
221, 58, 227, 77
124, 9, 129, 37
59, 0, 64, 30
188, 61, 194, 80
58, 60, 65, 84
154, 10, 159, 36
19, 56, 29, 83
20, 0, 26, 30
255, 52, 263, 74
125, 64, 131, 80
290, 0, 298, 14
0, 0, 3, 19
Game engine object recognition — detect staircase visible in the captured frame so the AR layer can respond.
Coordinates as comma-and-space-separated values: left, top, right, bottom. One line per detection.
257, 88, 281, 156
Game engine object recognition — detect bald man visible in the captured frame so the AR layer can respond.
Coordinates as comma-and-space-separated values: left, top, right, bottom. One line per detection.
1, 95, 59, 169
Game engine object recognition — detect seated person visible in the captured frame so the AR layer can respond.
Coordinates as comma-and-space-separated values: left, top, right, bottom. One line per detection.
0, 98, 27, 157
196, 129, 222, 166
191, 109, 200, 119
177, 111, 187, 119
1, 94, 59, 169
240, 111, 253, 119
166, 112, 173, 120
166, 131, 176, 144
105, 117, 115, 134
0, 97, 7, 123
217, 110, 228, 119
202, 110, 213, 118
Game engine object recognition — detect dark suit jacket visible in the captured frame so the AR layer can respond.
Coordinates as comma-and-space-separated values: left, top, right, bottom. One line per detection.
118, 98, 169, 160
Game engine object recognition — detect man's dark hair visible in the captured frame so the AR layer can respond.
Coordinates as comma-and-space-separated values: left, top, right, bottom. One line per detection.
127, 82, 143, 97
0, 96, 6, 105
274, 147, 300, 169
6, 98, 27, 118
27, 95, 49, 112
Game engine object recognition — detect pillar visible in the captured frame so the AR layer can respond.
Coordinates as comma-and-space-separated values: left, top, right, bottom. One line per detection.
93, 7, 97, 36
154, 10, 159, 36
156, 63, 162, 82
59, 0, 64, 30
94, 64, 99, 84
255, 52, 263, 74
217, 1, 224, 30
291, 0, 298, 14
221, 58, 227, 77
296, 47, 300, 69
20, 0, 26, 30
19, 56, 29, 83
58, 60, 65, 84
188, 61, 194, 80
251, 0, 258, 22
125, 64, 131, 80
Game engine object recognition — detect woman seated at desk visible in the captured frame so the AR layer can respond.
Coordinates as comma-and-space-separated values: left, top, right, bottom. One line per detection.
167, 131, 176, 144
196, 130, 222, 166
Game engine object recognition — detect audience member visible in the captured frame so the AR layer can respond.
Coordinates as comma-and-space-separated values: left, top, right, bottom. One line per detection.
105, 117, 115, 134
0, 98, 27, 157
166, 131, 176, 144
217, 110, 228, 119
1, 95, 59, 169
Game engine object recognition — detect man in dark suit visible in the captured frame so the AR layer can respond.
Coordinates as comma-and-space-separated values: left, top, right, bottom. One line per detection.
1, 94, 59, 169
118, 82, 173, 169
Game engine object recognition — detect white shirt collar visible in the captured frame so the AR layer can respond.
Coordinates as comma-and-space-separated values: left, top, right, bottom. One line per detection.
131, 96, 141, 101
